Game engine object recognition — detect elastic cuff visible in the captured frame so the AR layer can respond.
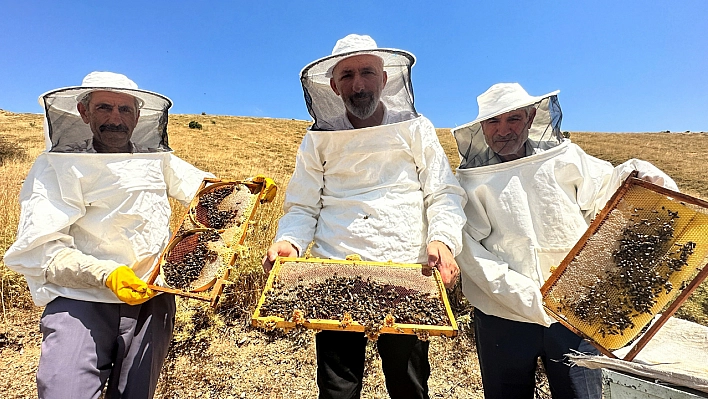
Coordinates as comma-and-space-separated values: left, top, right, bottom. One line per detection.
45, 248, 122, 289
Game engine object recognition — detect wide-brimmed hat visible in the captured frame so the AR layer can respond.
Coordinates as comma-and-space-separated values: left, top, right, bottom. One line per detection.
463, 83, 559, 127
75, 72, 144, 108
38, 71, 171, 111
301, 34, 415, 85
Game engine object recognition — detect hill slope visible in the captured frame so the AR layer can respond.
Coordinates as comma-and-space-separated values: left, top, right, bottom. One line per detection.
1, 110, 707, 398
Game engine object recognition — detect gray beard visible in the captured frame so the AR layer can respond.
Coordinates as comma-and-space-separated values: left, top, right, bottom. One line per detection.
344, 91, 380, 120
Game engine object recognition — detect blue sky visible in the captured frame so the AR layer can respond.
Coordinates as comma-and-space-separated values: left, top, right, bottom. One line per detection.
1, 1, 706, 132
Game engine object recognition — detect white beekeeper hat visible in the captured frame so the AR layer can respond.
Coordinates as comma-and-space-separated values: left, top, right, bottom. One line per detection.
303, 34, 416, 84
300, 34, 418, 131
39, 71, 173, 153
452, 83, 564, 168
40, 71, 171, 112
467, 83, 559, 126
75, 72, 145, 108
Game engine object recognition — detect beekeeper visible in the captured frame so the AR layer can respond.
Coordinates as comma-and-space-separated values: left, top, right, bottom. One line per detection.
3, 71, 213, 398
263, 34, 466, 399
453, 82, 678, 399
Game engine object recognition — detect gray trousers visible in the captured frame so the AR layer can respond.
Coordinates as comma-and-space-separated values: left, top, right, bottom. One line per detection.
37, 294, 175, 399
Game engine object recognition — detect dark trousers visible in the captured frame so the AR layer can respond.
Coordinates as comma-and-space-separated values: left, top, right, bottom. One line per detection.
474, 308, 602, 399
316, 330, 431, 399
37, 294, 176, 399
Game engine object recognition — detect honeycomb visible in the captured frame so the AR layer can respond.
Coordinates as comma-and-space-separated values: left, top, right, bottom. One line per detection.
543, 182, 708, 350
253, 258, 458, 339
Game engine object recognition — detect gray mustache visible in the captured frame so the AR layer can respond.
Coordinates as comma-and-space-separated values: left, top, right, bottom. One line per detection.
99, 124, 129, 133
351, 92, 373, 100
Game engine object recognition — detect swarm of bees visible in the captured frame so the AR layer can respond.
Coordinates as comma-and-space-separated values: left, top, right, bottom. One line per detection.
198, 184, 254, 230
200, 186, 236, 229
560, 206, 696, 337
163, 229, 222, 290
258, 274, 449, 337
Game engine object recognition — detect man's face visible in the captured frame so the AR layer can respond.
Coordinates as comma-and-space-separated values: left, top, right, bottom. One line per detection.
329, 54, 387, 120
480, 107, 536, 162
77, 91, 140, 153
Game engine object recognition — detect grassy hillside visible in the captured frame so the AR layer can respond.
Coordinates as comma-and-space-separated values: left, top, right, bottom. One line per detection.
1, 110, 707, 398
571, 131, 708, 199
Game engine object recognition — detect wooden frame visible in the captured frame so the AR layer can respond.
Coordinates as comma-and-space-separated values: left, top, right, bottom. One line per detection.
541, 172, 708, 361
252, 257, 459, 338
146, 177, 273, 307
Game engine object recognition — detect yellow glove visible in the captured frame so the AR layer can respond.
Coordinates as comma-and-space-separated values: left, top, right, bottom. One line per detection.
105, 266, 156, 305
252, 174, 277, 203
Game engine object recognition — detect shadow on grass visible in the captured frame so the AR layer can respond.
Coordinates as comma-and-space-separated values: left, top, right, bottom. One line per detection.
0, 136, 30, 165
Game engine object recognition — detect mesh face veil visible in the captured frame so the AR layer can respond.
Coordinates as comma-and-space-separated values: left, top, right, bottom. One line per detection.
39, 72, 173, 153
453, 83, 564, 168
300, 34, 419, 131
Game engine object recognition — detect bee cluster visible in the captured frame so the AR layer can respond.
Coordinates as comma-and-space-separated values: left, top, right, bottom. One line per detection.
561, 206, 696, 337
258, 274, 449, 334
163, 229, 222, 289
198, 184, 254, 230
199, 186, 237, 229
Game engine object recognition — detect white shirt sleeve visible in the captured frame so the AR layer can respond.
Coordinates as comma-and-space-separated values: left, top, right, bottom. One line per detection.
164, 154, 216, 207
4, 153, 214, 290
574, 151, 678, 221
3, 155, 117, 287
608, 158, 679, 195
458, 222, 555, 327
411, 118, 467, 256
273, 133, 323, 255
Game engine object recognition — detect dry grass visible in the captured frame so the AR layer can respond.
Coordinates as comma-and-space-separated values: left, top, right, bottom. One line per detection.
0, 111, 45, 318
570, 132, 708, 199
1, 110, 707, 398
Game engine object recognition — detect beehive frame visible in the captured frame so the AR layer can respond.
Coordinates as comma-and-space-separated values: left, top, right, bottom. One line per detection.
541, 172, 708, 361
252, 257, 459, 338
158, 228, 232, 293
187, 181, 259, 245
147, 177, 274, 306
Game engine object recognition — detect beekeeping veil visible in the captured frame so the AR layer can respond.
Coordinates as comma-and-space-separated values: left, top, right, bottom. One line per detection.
300, 34, 418, 131
39, 71, 172, 152
453, 83, 563, 168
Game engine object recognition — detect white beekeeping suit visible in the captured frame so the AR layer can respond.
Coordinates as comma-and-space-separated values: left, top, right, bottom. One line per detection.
452, 83, 678, 326
275, 35, 466, 263
4, 72, 213, 306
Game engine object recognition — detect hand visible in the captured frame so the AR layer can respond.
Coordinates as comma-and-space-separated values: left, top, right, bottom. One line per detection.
262, 241, 298, 274
637, 171, 676, 190
253, 174, 278, 203
427, 240, 460, 289
105, 266, 156, 305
